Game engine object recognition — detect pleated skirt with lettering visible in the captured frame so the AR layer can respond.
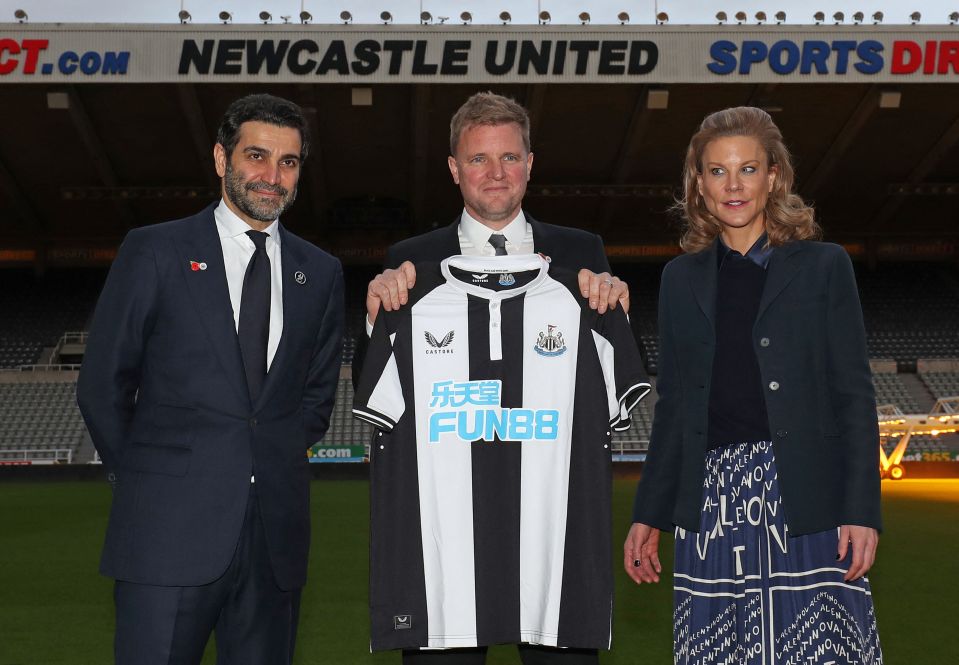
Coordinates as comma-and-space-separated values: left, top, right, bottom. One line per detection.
672, 440, 883, 665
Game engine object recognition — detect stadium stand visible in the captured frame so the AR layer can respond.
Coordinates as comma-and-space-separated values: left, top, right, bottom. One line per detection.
920, 372, 959, 401
0, 269, 105, 369
0, 379, 86, 463
856, 262, 959, 362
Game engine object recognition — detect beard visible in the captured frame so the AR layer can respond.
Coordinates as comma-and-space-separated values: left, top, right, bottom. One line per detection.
224, 161, 297, 223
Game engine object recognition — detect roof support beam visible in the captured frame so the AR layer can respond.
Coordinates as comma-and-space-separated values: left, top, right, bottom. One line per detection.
0, 153, 44, 231
600, 86, 651, 232
525, 85, 547, 150
800, 85, 879, 201
66, 85, 137, 228
870, 112, 959, 230
295, 84, 330, 227
410, 85, 431, 233
176, 84, 219, 189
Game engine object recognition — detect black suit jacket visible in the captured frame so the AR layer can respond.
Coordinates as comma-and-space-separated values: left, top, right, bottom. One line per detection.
78, 203, 344, 590
632, 239, 881, 536
352, 213, 614, 386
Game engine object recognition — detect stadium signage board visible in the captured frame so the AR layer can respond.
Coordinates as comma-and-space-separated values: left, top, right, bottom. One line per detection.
309, 444, 366, 463
0, 25, 958, 83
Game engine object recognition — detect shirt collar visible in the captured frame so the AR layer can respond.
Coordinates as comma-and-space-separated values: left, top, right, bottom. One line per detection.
460, 208, 527, 251
214, 198, 280, 244
717, 232, 772, 271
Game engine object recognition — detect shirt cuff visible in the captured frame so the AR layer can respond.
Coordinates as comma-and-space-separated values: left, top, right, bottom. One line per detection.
365, 315, 374, 338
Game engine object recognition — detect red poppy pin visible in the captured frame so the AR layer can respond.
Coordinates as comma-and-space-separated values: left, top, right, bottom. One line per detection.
190, 261, 207, 271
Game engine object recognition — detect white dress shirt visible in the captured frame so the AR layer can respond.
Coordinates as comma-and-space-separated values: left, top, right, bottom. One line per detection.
214, 199, 284, 369
366, 209, 534, 336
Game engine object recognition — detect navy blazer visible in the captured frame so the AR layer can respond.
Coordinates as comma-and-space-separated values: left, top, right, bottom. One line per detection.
78, 204, 344, 590
632, 239, 881, 536
351, 213, 614, 387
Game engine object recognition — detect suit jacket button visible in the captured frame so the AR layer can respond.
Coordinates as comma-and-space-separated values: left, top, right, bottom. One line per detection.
768, 381, 780, 391
760, 337, 770, 347
777, 429, 788, 438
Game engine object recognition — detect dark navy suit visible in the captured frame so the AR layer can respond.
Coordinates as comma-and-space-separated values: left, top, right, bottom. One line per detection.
78, 203, 343, 660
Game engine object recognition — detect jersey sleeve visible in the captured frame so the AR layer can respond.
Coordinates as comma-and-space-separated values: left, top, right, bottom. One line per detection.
590, 307, 651, 431
352, 308, 405, 431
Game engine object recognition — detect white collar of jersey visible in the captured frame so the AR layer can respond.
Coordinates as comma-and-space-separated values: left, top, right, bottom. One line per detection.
459, 208, 527, 250
441, 254, 549, 299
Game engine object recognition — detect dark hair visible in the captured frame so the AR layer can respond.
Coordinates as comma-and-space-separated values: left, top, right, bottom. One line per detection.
678, 106, 820, 252
216, 94, 310, 161
449, 91, 531, 156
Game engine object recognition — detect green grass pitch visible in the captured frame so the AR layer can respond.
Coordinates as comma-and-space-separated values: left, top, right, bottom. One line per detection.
1, 478, 956, 664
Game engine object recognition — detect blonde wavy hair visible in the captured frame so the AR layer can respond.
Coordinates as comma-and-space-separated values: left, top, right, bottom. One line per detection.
678, 106, 820, 253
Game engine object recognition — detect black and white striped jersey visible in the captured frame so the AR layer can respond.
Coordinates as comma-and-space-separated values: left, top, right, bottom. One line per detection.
353, 254, 649, 651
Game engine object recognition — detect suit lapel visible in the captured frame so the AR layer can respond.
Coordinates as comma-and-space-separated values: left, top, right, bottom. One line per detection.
756, 242, 805, 322
256, 225, 309, 409
689, 239, 719, 329
174, 205, 250, 408
447, 216, 466, 256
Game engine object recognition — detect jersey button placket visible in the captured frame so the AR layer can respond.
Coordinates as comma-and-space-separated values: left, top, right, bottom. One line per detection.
489, 299, 503, 360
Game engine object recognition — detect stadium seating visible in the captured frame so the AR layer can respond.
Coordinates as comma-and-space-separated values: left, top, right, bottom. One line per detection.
0, 381, 86, 463
0, 270, 104, 369
920, 372, 959, 400
871, 372, 922, 413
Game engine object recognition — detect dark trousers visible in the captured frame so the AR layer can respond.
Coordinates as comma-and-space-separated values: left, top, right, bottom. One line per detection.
402, 646, 599, 665
114, 486, 300, 665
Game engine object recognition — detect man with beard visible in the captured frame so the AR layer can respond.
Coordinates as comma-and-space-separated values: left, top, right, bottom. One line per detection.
78, 94, 344, 665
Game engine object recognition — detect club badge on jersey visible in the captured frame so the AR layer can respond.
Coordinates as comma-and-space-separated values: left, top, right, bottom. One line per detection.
534, 324, 567, 357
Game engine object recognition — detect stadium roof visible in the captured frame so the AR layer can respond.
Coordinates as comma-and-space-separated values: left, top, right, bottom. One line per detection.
1, 24, 957, 264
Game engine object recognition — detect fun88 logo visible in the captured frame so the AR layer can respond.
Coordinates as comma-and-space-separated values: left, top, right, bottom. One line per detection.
428, 380, 559, 443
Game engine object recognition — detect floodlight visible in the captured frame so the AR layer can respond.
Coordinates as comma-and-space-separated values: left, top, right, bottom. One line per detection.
460, 11, 472, 24
755, 11, 766, 23
380, 11, 393, 24
339, 10, 352, 23
420, 11, 432, 24
716, 11, 727, 24
538, 11, 551, 24
872, 11, 883, 23
579, 12, 591, 24
813, 11, 825, 24
178, 9, 191, 23
735, 11, 747, 23
775, 11, 786, 23
299, 10, 312, 23
910, 11, 921, 23
14, 8, 27, 22
219, 10, 232, 23
833, 11, 844, 23
259, 11, 272, 23
656, 12, 668, 24
853, 11, 864, 23
499, 11, 511, 24
617, 11, 629, 24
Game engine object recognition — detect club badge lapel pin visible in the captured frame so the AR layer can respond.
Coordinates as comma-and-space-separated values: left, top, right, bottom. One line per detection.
190, 260, 208, 271
294, 270, 307, 285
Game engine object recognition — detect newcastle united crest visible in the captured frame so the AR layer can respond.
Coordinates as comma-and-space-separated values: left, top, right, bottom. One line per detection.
534, 324, 566, 357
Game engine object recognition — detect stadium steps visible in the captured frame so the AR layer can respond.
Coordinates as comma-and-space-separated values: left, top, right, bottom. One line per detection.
898, 373, 937, 413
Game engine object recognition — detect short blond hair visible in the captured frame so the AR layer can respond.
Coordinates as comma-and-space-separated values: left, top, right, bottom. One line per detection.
678, 106, 820, 253
449, 92, 531, 156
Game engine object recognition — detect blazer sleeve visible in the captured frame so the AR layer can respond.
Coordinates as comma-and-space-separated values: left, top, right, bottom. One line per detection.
302, 260, 346, 446
351, 242, 409, 391
825, 247, 882, 531
631, 262, 684, 531
77, 229, 159, 473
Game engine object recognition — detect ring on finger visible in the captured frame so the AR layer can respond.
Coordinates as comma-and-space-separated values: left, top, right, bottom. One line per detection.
603, 278, 614, 286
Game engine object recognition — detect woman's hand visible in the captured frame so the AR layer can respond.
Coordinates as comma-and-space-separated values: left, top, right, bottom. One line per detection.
838, 524, 878, 581
623, 522, 662, 584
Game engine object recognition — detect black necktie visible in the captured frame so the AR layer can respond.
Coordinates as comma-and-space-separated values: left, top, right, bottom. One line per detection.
238, 230, 271, 402
488, 233, 508, 256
